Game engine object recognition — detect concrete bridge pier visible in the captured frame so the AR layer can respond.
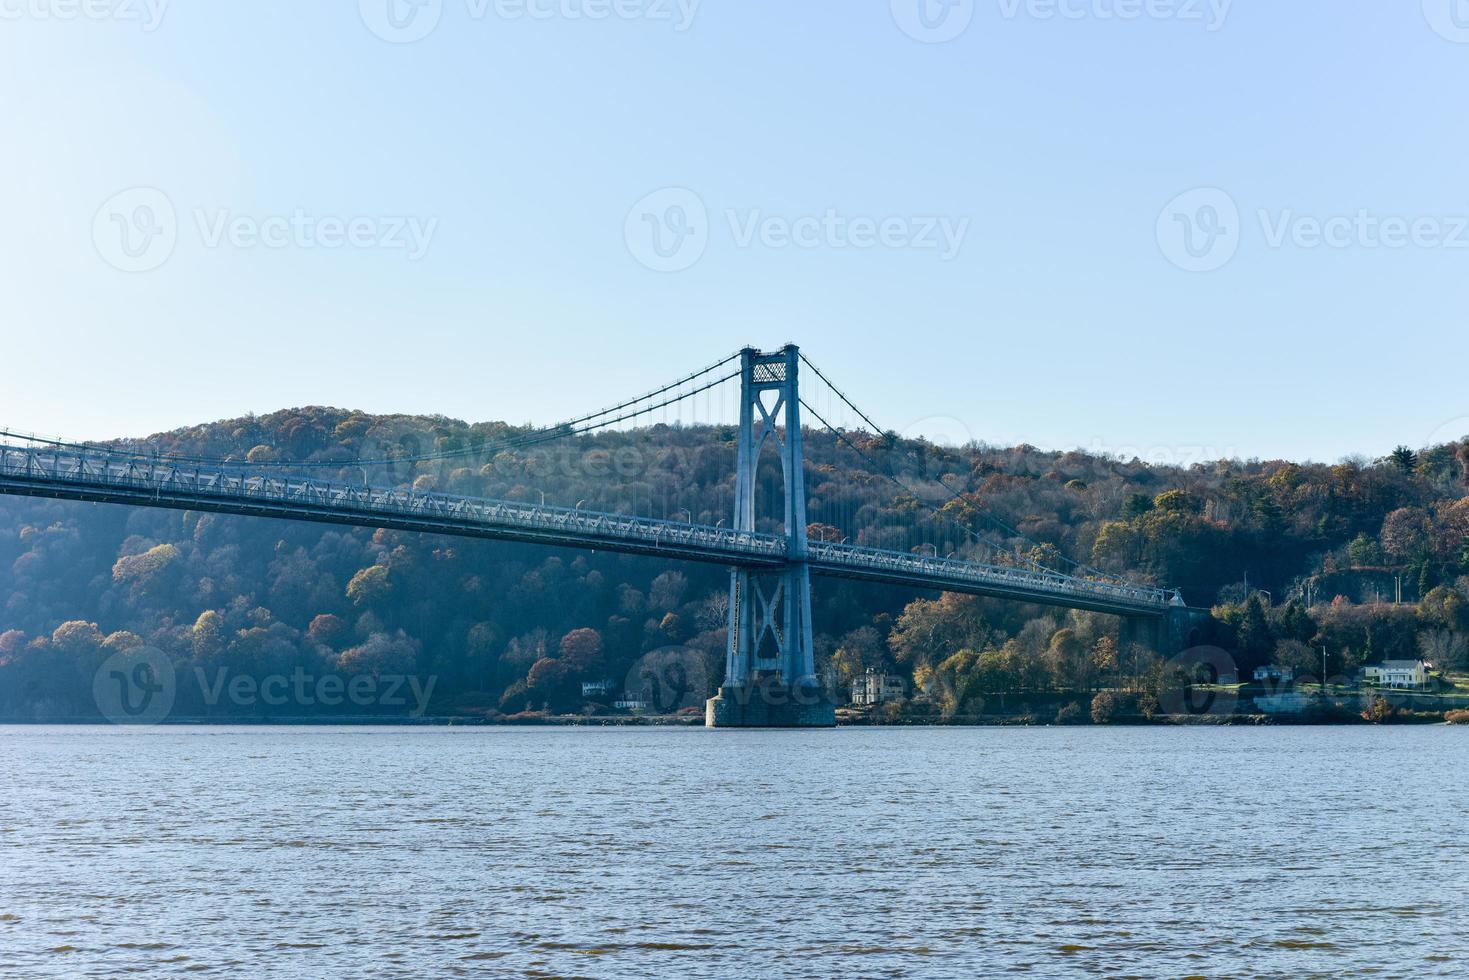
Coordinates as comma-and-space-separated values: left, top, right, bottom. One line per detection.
1119, 614, 1162, 658
1120, 594, 1209, 659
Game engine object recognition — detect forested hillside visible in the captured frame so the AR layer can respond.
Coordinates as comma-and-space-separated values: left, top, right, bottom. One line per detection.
1, 408, 1467, 720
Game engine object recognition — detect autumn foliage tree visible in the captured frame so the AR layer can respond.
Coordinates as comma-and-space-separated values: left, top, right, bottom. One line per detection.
557, 628, 605, 674
2, 402, 1468, 720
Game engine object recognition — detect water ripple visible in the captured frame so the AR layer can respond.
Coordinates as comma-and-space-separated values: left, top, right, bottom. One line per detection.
0, 724, 1465, 978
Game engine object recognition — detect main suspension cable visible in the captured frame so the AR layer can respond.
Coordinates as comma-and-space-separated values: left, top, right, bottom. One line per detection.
797, 364, 1122, 583
0, 352, 743, 471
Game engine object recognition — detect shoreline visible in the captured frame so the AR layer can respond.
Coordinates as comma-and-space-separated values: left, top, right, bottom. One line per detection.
2, 712, 1463, 727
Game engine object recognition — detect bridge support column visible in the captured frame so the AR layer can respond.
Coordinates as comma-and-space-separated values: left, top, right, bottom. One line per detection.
1119, 615, 1162, 658
1121, 594, 1203, 660
708, 345, 834, 728
1165, 594, 1210, 657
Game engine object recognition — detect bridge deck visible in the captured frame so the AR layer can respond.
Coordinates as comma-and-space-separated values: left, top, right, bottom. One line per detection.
0, 446, 1171, 617
806, 542, 1170, 617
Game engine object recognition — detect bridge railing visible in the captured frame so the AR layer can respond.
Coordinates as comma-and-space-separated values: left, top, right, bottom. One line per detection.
0, 445, 788, 560
0, 444, 1171, 608
809, 541, 1171, 610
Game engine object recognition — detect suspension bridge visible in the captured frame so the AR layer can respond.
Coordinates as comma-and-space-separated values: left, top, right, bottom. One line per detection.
0, 345, 1196, 726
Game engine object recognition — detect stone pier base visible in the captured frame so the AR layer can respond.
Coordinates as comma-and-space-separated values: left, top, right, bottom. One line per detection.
705, 680, 836, 728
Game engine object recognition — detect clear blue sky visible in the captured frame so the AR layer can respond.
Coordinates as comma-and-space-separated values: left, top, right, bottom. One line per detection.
2, 1, 1467, 462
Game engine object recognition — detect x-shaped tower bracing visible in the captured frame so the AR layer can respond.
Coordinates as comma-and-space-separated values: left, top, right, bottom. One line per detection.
722, 346, 820, 694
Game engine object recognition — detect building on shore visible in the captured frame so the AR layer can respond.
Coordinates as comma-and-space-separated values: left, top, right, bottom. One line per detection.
1254, 691, 1314, 715
613, 681, 653, 712
1362, 660, 1429, 690
850, 668, 905, 706
613, 698, 650, 711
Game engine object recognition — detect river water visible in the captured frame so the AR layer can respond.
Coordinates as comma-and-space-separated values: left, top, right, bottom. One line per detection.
1, 725, 1465, 978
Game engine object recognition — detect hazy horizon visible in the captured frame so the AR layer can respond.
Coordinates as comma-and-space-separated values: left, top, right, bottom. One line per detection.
12, 390, 1464, 471
3, 3, 1467, 461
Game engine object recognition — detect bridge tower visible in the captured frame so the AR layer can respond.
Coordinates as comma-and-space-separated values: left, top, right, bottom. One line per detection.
706, 345, 836, 728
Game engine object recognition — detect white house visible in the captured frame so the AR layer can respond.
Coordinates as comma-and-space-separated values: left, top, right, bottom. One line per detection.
612, 682, 654, 711
851, 668, 905, 706
581, 679, 616, 698
1363, 660, 1429, 690
1254, 665, 1294, 684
